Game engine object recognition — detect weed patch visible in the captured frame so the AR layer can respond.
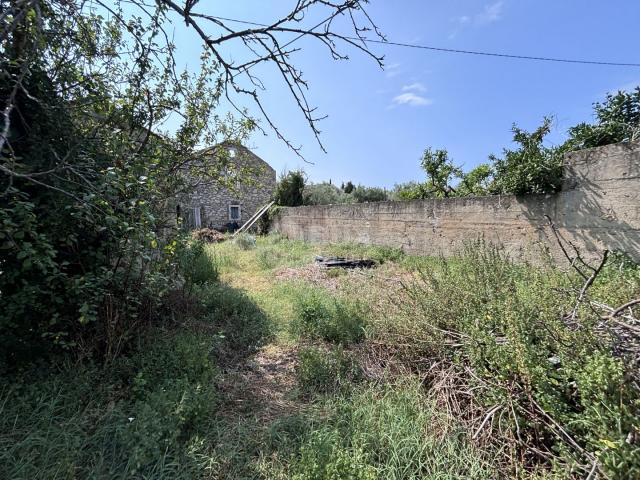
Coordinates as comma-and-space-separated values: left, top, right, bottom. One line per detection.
290, 289, 366, 344
178, 240, 219, 288
266, 381, 490, 479
233, 233, 257, 250
297, 346, 361, 394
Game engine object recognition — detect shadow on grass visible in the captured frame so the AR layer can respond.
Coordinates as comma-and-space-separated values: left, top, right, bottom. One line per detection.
190, 281, 274, 367
0, 280, 276, 479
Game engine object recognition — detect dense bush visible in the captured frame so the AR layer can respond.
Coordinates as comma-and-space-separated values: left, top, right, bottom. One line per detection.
0, 2, 251, 366
275, 170, 306, 207
489, 117, 564, 195
568, 87, 640, 149
393, 243, 640, 477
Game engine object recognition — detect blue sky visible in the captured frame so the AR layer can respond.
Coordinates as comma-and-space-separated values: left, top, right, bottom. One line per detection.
167, 1, 640, 188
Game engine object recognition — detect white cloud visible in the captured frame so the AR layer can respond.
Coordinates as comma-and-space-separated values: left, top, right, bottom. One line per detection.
385, 62, 402, 78
475, 1, 504, 25
402, 82, 427, 93
450, 1, 505, 38
391, 92, 433, 107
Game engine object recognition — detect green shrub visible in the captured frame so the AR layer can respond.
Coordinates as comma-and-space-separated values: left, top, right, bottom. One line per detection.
177, 241, 219, 288
233, 233, 257, 250
290, 290, 366, 344
275, 170, 306, 207
396, 242, 640, 477
296, 346, 361, 394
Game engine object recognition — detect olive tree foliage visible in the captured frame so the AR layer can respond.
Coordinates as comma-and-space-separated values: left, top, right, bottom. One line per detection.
352, 184, 388, 202
303, 181, 345, 205
0, 0, 383, 364
488, 117, 564, 195
301, 182, 388, 205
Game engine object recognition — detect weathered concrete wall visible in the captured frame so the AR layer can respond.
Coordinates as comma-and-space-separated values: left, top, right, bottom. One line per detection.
271, 143, 640, 262
178, 143, 276, 230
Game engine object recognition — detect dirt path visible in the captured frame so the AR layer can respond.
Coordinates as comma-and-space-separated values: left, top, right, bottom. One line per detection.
216, 344, 302, 422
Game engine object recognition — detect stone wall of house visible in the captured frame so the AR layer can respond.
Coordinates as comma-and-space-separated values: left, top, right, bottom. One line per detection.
178, 144, 276, 230
271, 142, 640, 263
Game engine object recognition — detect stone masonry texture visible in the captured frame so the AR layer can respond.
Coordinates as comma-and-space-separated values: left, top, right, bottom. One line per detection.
271, 142, 640, 264
178, 143, 276, 230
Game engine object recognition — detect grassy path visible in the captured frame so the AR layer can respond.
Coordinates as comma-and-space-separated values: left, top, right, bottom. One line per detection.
205, 236, 492, 479
5, 235, 631, 478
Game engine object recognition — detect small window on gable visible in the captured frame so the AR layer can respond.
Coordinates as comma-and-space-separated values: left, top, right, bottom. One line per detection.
229, 204, 241, 222
228, 147, 236, 158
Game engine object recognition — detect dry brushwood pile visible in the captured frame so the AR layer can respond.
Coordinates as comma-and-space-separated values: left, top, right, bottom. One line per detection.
191, 228, 227, 243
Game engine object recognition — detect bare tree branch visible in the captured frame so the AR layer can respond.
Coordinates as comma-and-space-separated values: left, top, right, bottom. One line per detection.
156, 0, 384, 156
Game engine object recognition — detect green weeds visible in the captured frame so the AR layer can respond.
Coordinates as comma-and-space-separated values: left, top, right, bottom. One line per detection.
296, 346, 361, 394
267, 381, 490, 479
290, 289, 367, 344
4, 236, 638, 478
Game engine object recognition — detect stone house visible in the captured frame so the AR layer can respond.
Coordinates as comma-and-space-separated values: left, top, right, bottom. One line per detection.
177, 142, 276, 231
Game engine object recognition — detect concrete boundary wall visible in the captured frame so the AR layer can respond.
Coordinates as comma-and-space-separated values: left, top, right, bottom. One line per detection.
271, 143, 640, 263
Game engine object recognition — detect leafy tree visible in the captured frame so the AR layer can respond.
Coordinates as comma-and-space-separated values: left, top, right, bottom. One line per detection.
352, 185, 388, 202
275, 170, 306, 207
0, 0, 383, 364
303, 182, 345, 205
489, 118, 564, 195
390, 181, 430, 200
457, 164, 494, 196
420, 148, 463, 198
567, 87, 640, 149
343, 181, 355, 194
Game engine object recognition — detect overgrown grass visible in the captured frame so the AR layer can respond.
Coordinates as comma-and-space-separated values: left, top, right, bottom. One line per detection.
296, 346, 361, 394
264, 381, 491, 479
3, 236, 638, 478
290, 288, 367, 344
0, 331, 219, 479
178, 239, 220, 288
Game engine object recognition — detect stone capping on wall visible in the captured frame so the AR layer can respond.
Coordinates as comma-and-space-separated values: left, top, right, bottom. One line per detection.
270, 142, 640, 263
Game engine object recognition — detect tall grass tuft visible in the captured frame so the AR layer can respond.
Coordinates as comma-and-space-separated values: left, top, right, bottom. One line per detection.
290, 289, 367, 344
178, 240, 219, 288
266, 380, 490, 479
233, 233, 257, 250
